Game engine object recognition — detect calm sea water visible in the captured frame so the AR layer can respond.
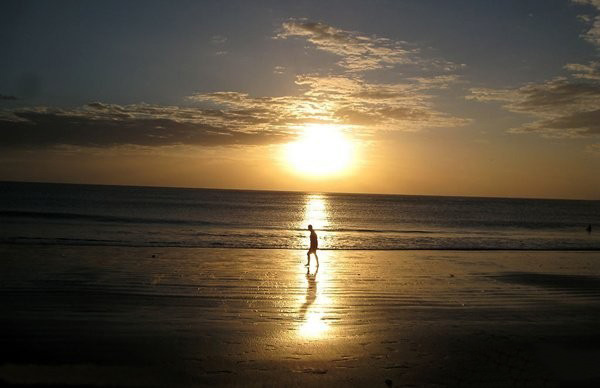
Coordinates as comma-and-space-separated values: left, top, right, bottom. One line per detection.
1, 181, 599, 250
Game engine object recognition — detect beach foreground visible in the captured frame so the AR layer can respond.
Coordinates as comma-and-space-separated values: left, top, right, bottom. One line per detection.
1, 245, 599, 387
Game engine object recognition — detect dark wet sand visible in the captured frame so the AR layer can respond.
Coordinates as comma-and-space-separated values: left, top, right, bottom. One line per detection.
1, 245, 600, 387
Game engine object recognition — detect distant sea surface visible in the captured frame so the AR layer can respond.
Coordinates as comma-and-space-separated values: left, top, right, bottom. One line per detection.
1, 181, 599, 250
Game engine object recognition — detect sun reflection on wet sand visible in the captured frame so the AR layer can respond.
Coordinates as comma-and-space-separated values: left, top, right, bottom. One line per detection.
297, 194, 334, 339
298, 267, 331, 339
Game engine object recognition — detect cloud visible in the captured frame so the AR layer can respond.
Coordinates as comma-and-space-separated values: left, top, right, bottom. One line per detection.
191, 74, 468, 132
277, 19, 460, 73
469, 74, 600, 137
572, 0, 600, 47
0, 104, 293, 148
1, 21, 468, 150
210, 35, 228, 56
467, 5, 600, 139
210, 35, 227, 45
0, 94, 17, 101
190, 18, 469, 132
586, 142, 600, 154
277, 20, 414, 71
564, 61, 600, 80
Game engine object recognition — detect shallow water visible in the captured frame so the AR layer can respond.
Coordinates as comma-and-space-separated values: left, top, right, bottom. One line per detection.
2, 181, 599, 250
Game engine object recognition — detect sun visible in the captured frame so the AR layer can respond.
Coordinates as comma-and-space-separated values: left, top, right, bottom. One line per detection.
285, 124, 354, 177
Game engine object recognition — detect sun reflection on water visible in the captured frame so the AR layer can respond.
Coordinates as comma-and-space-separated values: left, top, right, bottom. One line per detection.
302, 194, 329, 231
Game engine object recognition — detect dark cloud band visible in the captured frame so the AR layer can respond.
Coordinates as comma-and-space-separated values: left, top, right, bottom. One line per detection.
0, 109, 291, 148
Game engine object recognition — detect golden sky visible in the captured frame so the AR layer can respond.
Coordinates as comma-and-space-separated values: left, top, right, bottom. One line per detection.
1, 1, 599, 199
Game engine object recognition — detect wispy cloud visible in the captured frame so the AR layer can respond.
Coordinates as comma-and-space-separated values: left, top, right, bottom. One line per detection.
573, 0, 600, 47
564, 61, 600, 80
469, 74, 600, 137
0, 103, 292, 148
1, 21, 468, 150
210, 35, 228, 56
467, 4, 600, 140
276, 19, 416, 71
276, 19, 462, 73
586, 142, 600, 154
191, 73, 468, 132
191, 20, 468, 133
210, 35, 228, 45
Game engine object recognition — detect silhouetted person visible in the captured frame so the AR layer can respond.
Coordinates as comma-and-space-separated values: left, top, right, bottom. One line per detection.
587, 224, 592, 234
306, 224, 319, 267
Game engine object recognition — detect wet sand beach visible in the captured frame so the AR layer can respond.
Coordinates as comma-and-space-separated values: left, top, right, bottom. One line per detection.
1, 245, 600, 387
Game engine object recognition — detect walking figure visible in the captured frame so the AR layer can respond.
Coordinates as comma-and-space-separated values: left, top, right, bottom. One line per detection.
306, 224, 319, 267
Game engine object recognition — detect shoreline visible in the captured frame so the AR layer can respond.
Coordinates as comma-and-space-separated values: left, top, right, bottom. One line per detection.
2, 241, 600, 251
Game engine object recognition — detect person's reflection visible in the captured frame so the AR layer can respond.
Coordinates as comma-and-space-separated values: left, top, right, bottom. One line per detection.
299, 266, 318, 321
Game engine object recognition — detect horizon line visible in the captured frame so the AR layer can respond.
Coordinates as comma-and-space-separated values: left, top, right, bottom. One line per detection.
1, 179, 598, 202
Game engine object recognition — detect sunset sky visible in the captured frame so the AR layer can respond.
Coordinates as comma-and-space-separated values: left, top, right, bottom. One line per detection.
1, 0, 599, 199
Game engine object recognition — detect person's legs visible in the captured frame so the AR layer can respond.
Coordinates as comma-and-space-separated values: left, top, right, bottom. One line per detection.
306, 251, 311, 266
315, 252, 319, 266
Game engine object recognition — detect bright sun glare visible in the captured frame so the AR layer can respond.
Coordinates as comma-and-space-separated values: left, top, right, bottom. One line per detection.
285, 124, 354, 177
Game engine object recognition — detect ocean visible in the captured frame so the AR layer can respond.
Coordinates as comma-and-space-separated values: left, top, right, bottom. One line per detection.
1, 181, 599, 250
